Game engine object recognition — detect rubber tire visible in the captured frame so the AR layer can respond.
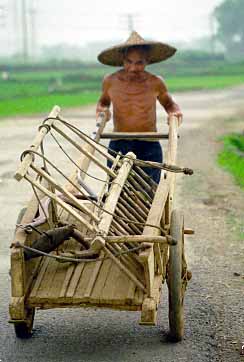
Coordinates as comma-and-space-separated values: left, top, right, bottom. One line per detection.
14, 308, 35, 338
168, 209, 184, 342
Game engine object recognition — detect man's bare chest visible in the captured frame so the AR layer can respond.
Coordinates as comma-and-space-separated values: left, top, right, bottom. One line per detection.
109, 80, 157, 105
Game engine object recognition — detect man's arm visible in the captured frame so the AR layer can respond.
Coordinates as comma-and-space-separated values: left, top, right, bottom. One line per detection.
156, 76, 183, 125
96, 75, 112, 121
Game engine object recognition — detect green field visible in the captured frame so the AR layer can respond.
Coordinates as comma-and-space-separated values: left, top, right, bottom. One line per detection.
0, 92, 100, 118
218, 133, 244, 189
1, 57, 244, 118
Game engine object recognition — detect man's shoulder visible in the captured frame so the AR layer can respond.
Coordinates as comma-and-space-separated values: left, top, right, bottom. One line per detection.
103, 70, 121, 81
102, 71, 121, 87
145, 72, 166, 84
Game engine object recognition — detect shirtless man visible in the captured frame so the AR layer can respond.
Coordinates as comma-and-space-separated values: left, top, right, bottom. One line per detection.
96, 31, 182, 183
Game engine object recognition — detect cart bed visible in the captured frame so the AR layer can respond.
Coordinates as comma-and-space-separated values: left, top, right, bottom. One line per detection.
27, 255, 147, 310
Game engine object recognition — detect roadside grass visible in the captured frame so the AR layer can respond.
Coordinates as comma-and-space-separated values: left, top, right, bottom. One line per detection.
226, 211, 244, 242
217, 133, 244, 189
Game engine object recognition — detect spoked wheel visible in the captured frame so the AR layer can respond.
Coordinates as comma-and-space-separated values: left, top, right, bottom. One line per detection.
14, 308, 35, 338
167, 209, 189, 342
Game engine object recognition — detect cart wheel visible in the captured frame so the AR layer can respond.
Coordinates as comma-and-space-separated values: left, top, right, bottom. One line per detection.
167, 209, 185, 342
14, 308, 35, 338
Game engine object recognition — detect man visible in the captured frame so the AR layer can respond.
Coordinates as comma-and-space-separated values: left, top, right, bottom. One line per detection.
96, 31, 182, 183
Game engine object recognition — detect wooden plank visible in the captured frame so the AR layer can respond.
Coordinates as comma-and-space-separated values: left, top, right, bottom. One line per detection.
90, 258, 113, 304
83, 252, 105, 299
36, 259, 59, 300
99, 262, 122, 304
48, 263, 71, 300
29, 257, 50, 300
59, 264, 76, 298
59, 201, 97, 300
126, 280, 136, 304
66, 263, 85, 298
73, 262, 95, 301
106, 243, 143, 283
27, 301, 141, 311
60, 198, 97, 301
112, 269, 136, 305
92, 237, 146, 292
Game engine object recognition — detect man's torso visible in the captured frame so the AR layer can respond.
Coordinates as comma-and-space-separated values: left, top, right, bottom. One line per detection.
106, 70, 160, 132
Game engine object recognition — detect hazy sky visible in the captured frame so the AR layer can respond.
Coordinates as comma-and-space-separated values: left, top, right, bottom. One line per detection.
3, 0, 223, 57
34, 0, 223, 46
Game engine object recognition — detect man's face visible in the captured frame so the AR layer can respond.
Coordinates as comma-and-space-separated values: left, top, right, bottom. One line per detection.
123, 48, 147, 79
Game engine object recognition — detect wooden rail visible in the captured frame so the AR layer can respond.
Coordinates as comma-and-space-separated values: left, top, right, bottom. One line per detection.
100, 132, 175, 140
15, 106, 60, 181
139, 116, 179, 297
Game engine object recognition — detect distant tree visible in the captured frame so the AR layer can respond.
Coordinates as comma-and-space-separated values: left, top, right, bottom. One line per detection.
213, 0, 244, 58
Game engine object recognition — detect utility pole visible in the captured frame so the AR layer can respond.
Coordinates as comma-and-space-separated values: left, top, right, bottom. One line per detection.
12, 0, 20, 55
127, 14, 134, 33
0, 3, 6, 28
29, 6, 36, 60
121, 13, 136, 35
21, 0, 28, 61
209, 14, 216, 55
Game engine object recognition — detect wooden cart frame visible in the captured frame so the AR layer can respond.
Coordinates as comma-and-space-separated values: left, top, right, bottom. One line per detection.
9, 106, 192, 342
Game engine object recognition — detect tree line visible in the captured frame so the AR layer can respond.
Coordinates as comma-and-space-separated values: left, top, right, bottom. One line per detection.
213, 0, 244, 58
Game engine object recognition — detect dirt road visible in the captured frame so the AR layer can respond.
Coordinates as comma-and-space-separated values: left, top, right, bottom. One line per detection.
0, 86, 243, 362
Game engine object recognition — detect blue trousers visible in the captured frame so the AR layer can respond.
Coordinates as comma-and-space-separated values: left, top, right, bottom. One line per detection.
108, 140, 163, 184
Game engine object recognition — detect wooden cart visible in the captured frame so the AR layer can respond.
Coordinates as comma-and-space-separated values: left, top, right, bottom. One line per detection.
9, 106, 192, 342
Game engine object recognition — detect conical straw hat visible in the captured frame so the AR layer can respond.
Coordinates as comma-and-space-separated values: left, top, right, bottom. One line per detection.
98, 31, 177, 66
